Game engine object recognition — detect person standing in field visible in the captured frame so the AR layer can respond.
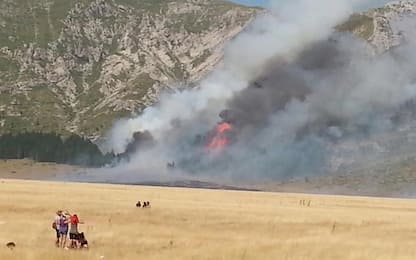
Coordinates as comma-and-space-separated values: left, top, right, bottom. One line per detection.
69, 213, 84, 248
53, 210, 62, 247
58, 213, 70, 248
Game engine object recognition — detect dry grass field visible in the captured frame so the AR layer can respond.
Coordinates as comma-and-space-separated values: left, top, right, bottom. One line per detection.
1, 179, 416, 260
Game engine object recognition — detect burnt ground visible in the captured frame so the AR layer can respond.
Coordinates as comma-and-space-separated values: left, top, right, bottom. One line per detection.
3, 159, 416, 198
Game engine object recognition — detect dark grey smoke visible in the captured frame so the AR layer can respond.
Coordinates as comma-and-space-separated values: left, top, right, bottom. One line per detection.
222, 35, 374, 141
107, 30, 416, 183
210, 32, 416, 181
95, 1, 416, 185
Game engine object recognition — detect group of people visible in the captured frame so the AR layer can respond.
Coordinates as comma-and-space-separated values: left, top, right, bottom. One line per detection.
53, 210, 88, 249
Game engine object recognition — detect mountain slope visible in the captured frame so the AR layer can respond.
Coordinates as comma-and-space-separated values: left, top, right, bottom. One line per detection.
338, 1, 416, 52
0, 0, 259, 138
2, 1, 415, 140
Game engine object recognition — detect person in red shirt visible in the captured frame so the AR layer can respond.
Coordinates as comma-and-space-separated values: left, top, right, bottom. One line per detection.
68, 213, 84, 248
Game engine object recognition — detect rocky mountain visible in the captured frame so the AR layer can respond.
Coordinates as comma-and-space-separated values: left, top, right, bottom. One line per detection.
0, 0, 259, 138
337, 0, 416, 52
1, 0, 415, 141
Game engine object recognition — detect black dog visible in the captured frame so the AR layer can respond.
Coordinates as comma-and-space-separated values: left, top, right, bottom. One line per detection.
78, 232, 88, 249
6, 242, 16, 250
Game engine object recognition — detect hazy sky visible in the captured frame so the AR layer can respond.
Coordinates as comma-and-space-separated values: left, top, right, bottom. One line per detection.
230, 0, 395, 11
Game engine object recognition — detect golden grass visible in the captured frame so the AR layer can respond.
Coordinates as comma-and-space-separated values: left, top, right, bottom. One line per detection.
1, 179, 416, 259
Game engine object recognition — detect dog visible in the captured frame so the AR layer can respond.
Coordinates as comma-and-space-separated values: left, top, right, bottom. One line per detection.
6, 242, 16, 250
142, 201, 151, 208
77, 232, 89, 249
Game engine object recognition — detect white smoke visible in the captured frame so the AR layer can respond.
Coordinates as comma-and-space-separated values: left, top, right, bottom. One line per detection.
97, 0, 416, 183
106, 0, 355, 154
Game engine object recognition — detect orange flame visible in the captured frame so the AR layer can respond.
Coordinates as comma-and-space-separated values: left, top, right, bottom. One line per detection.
206, 123, 233, 150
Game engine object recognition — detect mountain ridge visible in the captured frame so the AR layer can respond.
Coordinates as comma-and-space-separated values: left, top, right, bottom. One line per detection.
0, 0, 259, 138
1, 1, 416, 140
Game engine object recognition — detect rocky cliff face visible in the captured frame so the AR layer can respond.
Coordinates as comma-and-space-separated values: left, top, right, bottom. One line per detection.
338, 0, 416, 52
1, 0, 415, 140
324, 1, 416, 191
0, 0, 259, 138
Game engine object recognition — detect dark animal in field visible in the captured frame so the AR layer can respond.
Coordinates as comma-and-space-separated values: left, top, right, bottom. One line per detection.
68, 233, 89, 249
78, 232, 89, 249
136, 201, 141, 207
6, 242, 15, 250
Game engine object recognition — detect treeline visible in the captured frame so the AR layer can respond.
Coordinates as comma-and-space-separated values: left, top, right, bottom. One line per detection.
0, 133, 114, 167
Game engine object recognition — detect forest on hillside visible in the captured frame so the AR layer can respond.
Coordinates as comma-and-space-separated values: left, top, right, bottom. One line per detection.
0, 133, 114, 167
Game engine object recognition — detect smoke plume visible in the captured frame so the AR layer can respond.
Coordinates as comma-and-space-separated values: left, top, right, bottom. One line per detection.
101, 0, 416, 183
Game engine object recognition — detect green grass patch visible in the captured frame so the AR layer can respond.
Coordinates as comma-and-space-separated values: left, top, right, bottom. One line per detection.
130, 73, 155, 97
70, 70, 84, 92
0, 85, 69, 134
0, 57, 19, 72
337, 14, 375, 40
86, 61, 102, 84
191, 49, 211, 68
79, 109, 129, 135
76, 82, 104, 110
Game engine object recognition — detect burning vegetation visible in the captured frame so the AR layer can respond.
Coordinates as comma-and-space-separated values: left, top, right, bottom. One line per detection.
206, 122, 234, 150
105, 1, 416, 182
